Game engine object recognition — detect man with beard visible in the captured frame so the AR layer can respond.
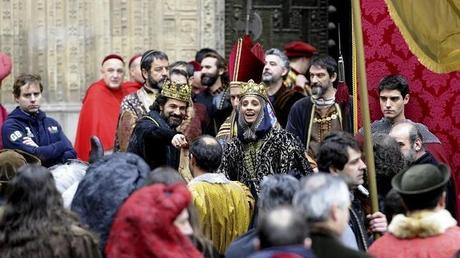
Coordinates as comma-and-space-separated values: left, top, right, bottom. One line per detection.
127, 80, 191, 170
114, 50, 169, 152
262, 48, 304, 128
286, 54, 353, 160
194, 52, 232, 136
389, 121, 457, 219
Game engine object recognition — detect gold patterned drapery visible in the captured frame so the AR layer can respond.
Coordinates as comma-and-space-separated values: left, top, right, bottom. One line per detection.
385, 0, 460, 73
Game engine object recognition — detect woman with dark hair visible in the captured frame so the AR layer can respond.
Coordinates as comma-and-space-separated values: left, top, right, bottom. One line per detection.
0, 165, 101, 258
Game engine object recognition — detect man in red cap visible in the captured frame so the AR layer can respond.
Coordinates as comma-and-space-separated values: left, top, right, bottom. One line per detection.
283, 41, 317, 95
123, 53, 144, 94
74, 54, 127, 161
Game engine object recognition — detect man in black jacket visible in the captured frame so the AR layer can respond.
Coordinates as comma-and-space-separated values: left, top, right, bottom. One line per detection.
127, 80, 191, 169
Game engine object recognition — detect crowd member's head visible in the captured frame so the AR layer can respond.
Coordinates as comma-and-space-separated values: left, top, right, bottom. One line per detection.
294, 173, 351, 237
200, 52, 228, 88
0, 52, 12, 87
308, 54, 337, 99
0, 149, 40, 198
140, 50, 169, 90
229, 82, 242, 110
151, 80, 191, 128
262, 48, 289, 86
317, 131, 366, 188
170, 68, 189, 85
189, 135, 222, 175
256, 206, 311, 249
392, 163, 450, 212
384, 189, 405, 223
146, 166, 185, 185
100, 54, 125, 89
284, 41, 316, 74
13, 74, 44, 114
105, 183, 202, 258
128, 53, 144, 83
258, 174, 300, 215
378, 74, 410, 123
389, 121, 424, 164
237, 80, 275, 142
373, 133, 406, 197
71, 152, 150, 252
0, 165, 99, 257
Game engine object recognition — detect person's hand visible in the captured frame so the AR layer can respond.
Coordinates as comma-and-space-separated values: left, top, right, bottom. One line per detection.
367, 211, 388, 233
22, 137, 39, 147
295, 74, 308, 89
171, 134, 188, 149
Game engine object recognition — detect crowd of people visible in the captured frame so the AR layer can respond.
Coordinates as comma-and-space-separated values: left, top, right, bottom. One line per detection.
0, 39, 459, 258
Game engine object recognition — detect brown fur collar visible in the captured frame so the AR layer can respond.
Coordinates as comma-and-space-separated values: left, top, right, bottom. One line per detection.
389, 209, 456, 239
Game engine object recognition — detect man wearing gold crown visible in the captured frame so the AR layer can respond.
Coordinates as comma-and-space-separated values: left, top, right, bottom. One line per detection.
127, 80, 191, 170
218, 80, 313, 197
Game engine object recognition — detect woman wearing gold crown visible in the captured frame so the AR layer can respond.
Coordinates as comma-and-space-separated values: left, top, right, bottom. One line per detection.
218, 80, 313, 197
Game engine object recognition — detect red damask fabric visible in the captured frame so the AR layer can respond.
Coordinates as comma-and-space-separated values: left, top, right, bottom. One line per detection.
359, 0, 460, 179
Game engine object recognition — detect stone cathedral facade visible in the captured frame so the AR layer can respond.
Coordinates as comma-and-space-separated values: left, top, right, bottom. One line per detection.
0, 0, 225, 143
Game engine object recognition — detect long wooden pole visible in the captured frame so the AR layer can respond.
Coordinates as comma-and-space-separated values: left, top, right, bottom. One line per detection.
351, 0, 379, 222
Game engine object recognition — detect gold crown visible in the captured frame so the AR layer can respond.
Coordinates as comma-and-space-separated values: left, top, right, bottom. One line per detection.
240, 79, 268, 99
161, 80, 192, 103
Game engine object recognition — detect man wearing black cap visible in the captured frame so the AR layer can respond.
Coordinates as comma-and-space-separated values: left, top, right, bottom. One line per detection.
114, 50, 169, 152
369, 163, 460, 258
283, 41, 317, 95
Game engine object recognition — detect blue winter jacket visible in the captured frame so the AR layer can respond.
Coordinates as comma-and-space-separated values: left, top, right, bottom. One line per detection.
2, 107, 76, 167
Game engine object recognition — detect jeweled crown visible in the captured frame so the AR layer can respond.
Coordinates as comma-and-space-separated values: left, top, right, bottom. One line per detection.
161, 80, 192, 103
240, 79, 268, 99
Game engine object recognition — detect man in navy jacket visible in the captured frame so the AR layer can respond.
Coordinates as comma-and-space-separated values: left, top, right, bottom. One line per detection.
2, 74, 76, 167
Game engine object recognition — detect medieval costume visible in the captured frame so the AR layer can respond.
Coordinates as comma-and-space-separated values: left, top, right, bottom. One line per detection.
122, 80, 143, 95
71, 153, 150, 253
362, 118, 449, 164
74, 79, 128, 161
114, 86, 158, 152
105, 183, 203, 258
188, 173, 255, 255
218, 80, 313, 197
127, 80, 192, 170
286, 95, 353, 159
269, 84, 304, 128
194, 85, 232, 136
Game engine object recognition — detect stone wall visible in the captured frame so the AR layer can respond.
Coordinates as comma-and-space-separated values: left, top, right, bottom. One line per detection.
0, 0, 224, 143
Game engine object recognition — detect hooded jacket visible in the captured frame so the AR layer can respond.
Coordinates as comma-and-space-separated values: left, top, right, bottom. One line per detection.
2, 107, 76, 167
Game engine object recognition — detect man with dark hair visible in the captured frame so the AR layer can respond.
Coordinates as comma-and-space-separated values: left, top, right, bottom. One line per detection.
251, 206, 316, 258
389, 121, 457, 219
287, 54, 353, 160
317, 131, 387, 251
369, 164, 460, 258
194, 51, 232, 136
115, 50, 169, 152
226, 174, 300, 258
262, 48, 304, 128
127, 80, 190, 170
2, 74, 76, 167
75, 54, 128, 161
294, 173, 372, 258
187, 135, 254, 256
359, 74, 449, 165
